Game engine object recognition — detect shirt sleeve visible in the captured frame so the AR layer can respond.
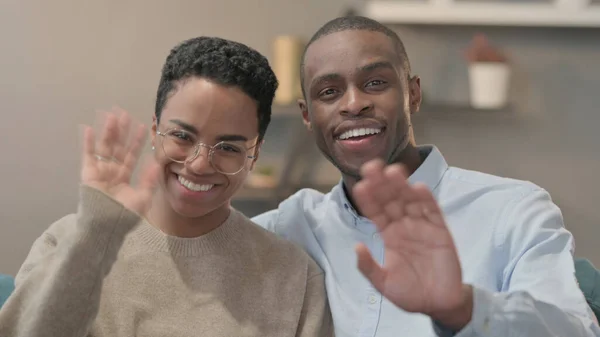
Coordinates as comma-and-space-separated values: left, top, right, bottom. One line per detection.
435, 188, 600, 337
251, 209, 280, 233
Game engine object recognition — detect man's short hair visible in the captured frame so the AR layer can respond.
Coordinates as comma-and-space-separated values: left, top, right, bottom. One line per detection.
300, 16, 411, 96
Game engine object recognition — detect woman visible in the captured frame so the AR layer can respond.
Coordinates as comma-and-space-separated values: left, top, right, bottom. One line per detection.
0, 37, 333, 337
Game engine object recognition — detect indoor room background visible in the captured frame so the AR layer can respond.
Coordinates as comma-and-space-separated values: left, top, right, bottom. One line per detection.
0, 0, 598, 275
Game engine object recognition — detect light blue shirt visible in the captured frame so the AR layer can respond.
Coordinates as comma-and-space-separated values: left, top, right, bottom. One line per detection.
252, 145, 600, 337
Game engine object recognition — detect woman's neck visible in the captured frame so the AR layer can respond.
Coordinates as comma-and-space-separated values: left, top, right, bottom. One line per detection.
146, 193, 232, 238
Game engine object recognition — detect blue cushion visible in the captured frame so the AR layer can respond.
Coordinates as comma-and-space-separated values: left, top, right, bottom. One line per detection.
0, 274, 15, 309
575, 258, 600, 321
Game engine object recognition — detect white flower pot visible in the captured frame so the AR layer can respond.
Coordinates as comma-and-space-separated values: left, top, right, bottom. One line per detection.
468, 62, 510, 109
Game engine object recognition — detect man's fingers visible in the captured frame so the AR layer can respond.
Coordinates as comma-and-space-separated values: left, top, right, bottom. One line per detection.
384, 164, 413, 201
359, 158, 385, 179
356, 243, 387, 293
353, 181, 382, 217
355, 161, 414, 227
353, 159, 386, 218
412, 184, 446, 226
360, 160, 396, 203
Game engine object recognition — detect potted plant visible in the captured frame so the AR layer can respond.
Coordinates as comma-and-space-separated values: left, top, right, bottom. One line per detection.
246, 165, 278, 189
464, 33, 510, 109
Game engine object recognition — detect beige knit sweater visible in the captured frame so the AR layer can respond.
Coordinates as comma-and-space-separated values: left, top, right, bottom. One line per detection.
0, 185, 333, 337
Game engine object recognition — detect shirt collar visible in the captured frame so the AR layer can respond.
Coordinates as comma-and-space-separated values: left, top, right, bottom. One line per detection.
408, 145, 448, 191
334, 145, 449, 220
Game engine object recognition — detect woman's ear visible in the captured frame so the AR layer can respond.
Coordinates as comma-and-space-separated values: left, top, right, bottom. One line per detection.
151, 115, 158, 149
248, 139, 264, 171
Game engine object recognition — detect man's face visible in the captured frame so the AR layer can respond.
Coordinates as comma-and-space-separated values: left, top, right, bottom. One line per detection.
300, 30, 420, 179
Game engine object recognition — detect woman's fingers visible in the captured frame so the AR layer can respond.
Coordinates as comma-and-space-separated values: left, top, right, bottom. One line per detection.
112, 109, 132, 165
117, 123, 148, 183
96, 113, 118, 159
81, 108, 152, 202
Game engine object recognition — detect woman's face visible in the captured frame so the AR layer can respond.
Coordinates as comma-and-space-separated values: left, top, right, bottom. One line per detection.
151, 77, 261, 219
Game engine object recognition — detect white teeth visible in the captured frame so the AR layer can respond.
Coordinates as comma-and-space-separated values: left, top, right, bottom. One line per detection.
338, 128, 382, 140
178, 176, 214, 192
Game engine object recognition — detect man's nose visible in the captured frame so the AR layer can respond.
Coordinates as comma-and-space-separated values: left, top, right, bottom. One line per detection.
339, 86, 374, 116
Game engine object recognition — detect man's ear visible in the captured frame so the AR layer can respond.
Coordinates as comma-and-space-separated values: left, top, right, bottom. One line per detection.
298, 99, 312, 131
408, 76, 422, 115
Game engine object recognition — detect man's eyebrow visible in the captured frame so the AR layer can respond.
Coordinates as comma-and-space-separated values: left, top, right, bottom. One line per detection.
309, 62, 396, 90
358, 61, 395, 73
310, 73, 342, 89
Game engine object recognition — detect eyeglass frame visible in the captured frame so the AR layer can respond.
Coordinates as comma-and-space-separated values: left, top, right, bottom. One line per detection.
155, 128, 259, 176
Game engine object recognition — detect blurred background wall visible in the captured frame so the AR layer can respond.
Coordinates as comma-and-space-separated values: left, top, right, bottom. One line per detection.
0, 0, 598, 275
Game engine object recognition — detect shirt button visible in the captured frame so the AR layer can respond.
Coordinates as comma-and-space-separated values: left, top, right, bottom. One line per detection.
373, 233, 380, 240
368, 295, 377, 304
483, 316, 490, 333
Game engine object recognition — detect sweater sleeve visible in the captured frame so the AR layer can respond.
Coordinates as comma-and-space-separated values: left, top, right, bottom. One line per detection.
295, 259, 335, 337
0, 185, 142, 337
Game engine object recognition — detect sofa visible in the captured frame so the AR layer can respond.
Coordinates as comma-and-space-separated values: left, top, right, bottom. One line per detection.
0, 273, 14, 308
0, 259, 599, 319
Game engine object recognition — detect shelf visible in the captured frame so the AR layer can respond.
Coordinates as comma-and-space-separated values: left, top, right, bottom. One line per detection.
364, 1, 600, 28
234, 186, 279, 201
411, 103, 526, 127
233, 183, 336, 202
272, 104, 301, 117
419, 102, 515, 116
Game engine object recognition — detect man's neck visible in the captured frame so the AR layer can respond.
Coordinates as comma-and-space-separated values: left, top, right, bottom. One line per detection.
342, 144, 423, 214
146, 192, 231, 238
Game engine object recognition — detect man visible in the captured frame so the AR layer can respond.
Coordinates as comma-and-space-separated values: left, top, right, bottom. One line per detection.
253, 16, 600, 337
